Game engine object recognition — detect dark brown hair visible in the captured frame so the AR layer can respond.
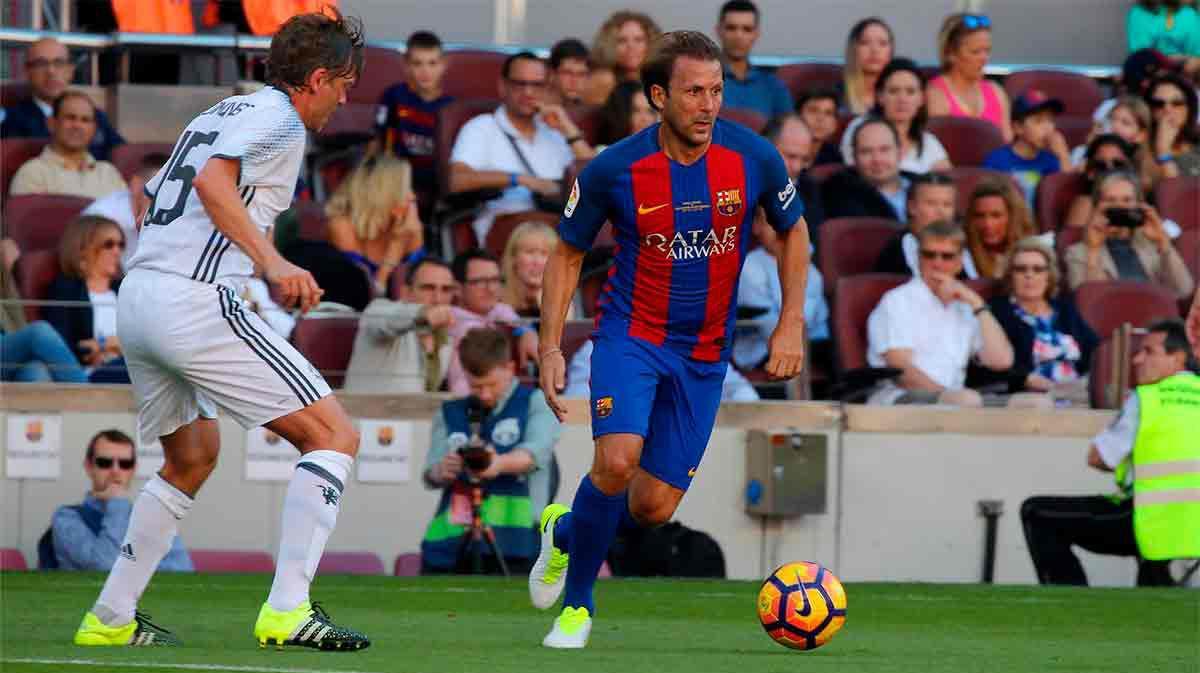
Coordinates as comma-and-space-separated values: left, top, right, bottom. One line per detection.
86, 429, 134, 462
266, 6, 364, 92
458, 327, 512, 376
641, 30, 723, 112
59, 214, 123, 279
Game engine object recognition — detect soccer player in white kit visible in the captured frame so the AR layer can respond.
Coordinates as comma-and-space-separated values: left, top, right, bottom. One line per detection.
72, 10, 370, 651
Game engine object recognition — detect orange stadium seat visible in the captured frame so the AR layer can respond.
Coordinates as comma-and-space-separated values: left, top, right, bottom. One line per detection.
3, 193, 91, 253
317, 551, 385, 575
833, 274, 906, 373
816, 217, 904, 295
0, 548, 27, 570
774, 63, 843, 101
1074, 280, 1180, 338
443, 50, 507, 100
13, 249, 60, 321
2, 138, 49, 197
927, 116, 1005, 167
1156, 176, 1199, 232
1035, 170, 1088, 233
189, 549, 274, 573
1004, 69, 1104, 120
110, 142, 174, 181
948, 166, 1025, 220
290, 315, 360, 389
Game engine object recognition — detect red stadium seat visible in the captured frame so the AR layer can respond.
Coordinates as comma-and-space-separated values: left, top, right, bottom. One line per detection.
0, 81, 31, 108
966, 277, 1001, 302
949, 167, 1026, 220
807, 162, 844, 184
1174, 227, 1200, 284
566, 103, 603, 146
316, 103, 378, 144
817, 217, 904, 296
12, 249, 60, 321
293, 200, 330, 242
435, 99, 500, 200
109, 142, 173, 181
833, 273, 906, 373
927, 116, 1006, 167
189, 549, 274, 573
443, 50, 507, 100
3, 193, 91, 252
317, 551, 385, 575
1156, 176, 1199, 232
718, 107, 767, 134
1035, 171, 1088, 233
1056, 116, 1093, 150
290, 315, 360, 389
484, 210, 559, 258
775, 63, 843, 101
0, 548, 27, 570
1074, 280, 1180, 338
393, 552, 422, 576
1004, 70, 1104, 120
2, 138, 48, 197
351, 46, 408, 105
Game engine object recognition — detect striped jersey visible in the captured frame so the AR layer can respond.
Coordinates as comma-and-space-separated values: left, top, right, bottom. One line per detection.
128, 86, 306, 288
559, 119, 803, 362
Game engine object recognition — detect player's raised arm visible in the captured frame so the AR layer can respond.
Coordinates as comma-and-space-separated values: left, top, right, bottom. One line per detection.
538, 239, 586, 422
192, 157, 321, 312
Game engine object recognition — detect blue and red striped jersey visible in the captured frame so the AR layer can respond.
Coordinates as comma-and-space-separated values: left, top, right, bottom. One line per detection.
559, 119, 803, 362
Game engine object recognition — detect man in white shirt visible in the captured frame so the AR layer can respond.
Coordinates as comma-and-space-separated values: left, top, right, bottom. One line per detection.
448, 52, 580, 245
82, 152, 168, 268
866, 221, 1014, 406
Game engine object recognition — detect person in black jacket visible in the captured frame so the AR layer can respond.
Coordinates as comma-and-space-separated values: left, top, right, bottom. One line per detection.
821, 117, 913, 221
983, 237, 1098, 404
43, 215, 129, 383
873, 172, 972, 277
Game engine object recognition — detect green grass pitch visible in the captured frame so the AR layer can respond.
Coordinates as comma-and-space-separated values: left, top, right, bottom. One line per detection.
1, 572, 1196, 673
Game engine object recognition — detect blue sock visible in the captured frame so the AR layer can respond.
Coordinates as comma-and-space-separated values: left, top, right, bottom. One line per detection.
561, 475, 624, 615
553, 495, 640, 554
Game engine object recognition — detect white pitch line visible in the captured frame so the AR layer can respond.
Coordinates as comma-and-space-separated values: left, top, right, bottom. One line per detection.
1, 658, 382, 673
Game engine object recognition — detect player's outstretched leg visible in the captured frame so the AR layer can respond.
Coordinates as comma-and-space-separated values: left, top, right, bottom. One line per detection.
530, 498, 639, 610
254, 399, 370, 651
75, 421, 216, 647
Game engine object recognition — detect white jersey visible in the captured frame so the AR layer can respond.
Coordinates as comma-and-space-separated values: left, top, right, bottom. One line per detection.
128, 86, 305, 288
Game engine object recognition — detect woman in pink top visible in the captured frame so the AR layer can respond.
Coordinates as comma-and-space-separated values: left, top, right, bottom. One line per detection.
926, 13, 1013, 142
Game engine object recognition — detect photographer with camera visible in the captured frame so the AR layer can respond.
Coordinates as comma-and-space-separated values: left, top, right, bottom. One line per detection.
1065, 170, 1194, 300
419, 327, 561, 575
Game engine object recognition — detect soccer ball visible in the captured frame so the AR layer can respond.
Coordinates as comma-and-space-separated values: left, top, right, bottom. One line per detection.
756, 561, 847, 650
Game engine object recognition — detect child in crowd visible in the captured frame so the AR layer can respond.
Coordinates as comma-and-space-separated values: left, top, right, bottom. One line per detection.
983, 89, 1071, 204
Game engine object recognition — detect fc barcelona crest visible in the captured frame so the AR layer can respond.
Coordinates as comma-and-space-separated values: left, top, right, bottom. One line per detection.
715, 188, 742, 217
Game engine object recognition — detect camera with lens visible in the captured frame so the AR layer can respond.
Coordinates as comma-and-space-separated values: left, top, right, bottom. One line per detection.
457, 396, 493, 473
1104, 207, 1145, 229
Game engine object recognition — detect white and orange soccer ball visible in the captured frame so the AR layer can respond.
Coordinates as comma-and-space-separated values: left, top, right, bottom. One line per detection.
756, 561, 847, 651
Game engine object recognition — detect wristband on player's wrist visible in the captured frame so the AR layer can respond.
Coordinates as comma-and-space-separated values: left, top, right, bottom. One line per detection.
539, 347, 562, 361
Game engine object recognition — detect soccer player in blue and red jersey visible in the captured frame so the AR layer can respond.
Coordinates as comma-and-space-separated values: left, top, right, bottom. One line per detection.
529, 31, 810, 648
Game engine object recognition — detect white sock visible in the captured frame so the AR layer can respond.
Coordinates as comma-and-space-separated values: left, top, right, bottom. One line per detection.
267, 450, 352, 613
93, 475, 193, 627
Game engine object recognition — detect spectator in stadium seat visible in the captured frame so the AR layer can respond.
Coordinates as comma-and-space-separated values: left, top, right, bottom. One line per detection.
0, 37, 124, 161
840, 17, 895, 115
983, 90, 1070, 204
839, 58, 951, 174
1147, 73, 1200, 178
763, 114, 824, 247
345, 257, 457, 394
926, 13, 1013, 142
1069, 98, 1155, 188
716, 0, 792, 120
1128, 0, 1200, 78
584, 10, 661, 106
546, 39, 592, 107
445, 249, 537, 396
448, 52, 580, 245
1064, 170, 1194, 299
1065, 134, 1142, 229
0, 238, 87, 383
43, 215, 130, 384
873, 171, 975, 277
596, 80, 658, 148
822, 117, 912, 221
8, 91, 127, 200
796, 87, 843, 166
326, 155, 425, 295
501, 221, 569, 319
866, 221, 1015, 406
984, 237, 1097, 404
375, 30, 453, 198
81, 152, 168, 268
420, 327, 560, 574
46, 429, 192, 571
733, 207, 828, 371
964, 177, 1037, 280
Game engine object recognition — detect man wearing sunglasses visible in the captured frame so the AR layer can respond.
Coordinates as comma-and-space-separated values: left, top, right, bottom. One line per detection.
44, 429, 192, 572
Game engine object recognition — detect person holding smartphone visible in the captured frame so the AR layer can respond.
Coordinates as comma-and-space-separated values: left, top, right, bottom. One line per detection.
1064, 170, 1194, 299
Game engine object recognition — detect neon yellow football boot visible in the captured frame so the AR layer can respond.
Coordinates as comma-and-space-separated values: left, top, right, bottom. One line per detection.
74, 611, 181, 646
529, 504, 571, 609
254, 600, 370, 651
542, 606, 592, 649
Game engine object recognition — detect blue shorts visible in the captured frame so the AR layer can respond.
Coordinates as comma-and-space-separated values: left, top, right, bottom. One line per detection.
588, 335, 726, 491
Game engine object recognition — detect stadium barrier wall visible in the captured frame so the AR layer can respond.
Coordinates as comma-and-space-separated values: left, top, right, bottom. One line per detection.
0, 385, 1142, 586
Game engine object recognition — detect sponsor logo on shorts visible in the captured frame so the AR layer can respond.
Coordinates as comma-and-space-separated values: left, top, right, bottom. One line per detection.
595, 396, 613, 418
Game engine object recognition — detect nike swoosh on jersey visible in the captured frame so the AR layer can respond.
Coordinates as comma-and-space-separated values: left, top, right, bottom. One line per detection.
637, 202, 671, 215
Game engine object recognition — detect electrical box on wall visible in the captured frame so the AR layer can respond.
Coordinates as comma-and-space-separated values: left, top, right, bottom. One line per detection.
744, 429, 827, 517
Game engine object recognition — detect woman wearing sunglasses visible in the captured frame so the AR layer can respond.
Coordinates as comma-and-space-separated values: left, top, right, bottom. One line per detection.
927, 13, 1013, 142
43, 215, 130, 383
1146, 72, 1200, 178
1065, 134, 1140, 229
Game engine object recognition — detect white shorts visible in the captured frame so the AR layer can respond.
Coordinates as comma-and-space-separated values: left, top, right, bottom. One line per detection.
118, 269, 331, 447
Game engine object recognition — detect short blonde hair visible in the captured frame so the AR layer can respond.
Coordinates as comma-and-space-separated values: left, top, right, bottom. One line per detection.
324, 155, 413, 242
1002, 237, 1060, 300
937, 13, 990, 73
58, 215, 122, 279
591, 10, 661, 73
502, 221, 558, 307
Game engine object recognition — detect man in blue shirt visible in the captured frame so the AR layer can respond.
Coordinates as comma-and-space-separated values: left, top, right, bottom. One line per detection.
715, 0, 793, 120
376, 31, 454, 197
46, 430, 192, 572
983, 90, 1071, 204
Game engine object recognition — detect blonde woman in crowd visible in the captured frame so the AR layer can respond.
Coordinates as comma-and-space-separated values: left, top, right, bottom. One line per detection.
927, 12, 1013, 141
585, 10, 661, 106
840, 17, 894, 115
502, 221, 571, 319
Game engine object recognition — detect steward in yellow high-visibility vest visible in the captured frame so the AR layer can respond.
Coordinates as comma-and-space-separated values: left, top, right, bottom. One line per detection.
1021, 319, 1199, 586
